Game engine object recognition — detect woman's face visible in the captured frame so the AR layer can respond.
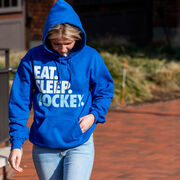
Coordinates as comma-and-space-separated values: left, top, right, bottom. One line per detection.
50, 37, 76, 56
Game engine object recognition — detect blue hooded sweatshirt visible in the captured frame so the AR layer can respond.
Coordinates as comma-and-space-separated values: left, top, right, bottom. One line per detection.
9, 0, 114, 150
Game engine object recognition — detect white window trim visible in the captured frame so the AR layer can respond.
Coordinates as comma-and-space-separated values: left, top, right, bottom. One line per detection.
0, 0, 22, 14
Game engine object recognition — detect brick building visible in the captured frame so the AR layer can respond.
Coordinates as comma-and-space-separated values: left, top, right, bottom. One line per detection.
26, 0, 56, 49
0, 0, 180, 51
0, 0, 26, 51
26, 0, 73, 48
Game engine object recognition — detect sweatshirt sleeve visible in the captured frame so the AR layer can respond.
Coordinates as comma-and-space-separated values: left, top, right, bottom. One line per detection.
89, 52, 114, 124
9, 53, 34, 150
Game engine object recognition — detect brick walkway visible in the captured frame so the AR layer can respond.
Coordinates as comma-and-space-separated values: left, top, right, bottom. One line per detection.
11, 99, 180, 180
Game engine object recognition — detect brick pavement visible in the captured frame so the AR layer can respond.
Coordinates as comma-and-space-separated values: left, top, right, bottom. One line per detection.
11, 99, 180, 180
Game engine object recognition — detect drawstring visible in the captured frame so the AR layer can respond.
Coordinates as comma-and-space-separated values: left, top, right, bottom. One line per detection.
54, 58, 72, 92
67, 59, 72, 87
55, 60, 61, 91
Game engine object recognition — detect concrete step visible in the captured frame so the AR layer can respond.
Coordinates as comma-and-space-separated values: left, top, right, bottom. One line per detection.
0, 147, 10, 168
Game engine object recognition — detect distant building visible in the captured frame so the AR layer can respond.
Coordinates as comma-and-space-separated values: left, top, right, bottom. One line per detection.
74, 0, 152, 45
74, 0, 180, 46
0, 0, 180, 51
153, 0, 180, 46
0, 0, 25, 51
26, 0, 73, 48
26, 0, 55, 49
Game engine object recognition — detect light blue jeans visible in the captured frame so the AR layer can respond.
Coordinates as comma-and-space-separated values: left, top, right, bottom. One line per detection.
32, 134, 94, 180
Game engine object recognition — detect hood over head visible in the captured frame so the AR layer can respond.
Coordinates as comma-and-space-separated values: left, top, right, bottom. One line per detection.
43, 0, 86, 56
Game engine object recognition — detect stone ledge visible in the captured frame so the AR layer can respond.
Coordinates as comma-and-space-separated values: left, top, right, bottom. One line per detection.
0, 147, 10, 168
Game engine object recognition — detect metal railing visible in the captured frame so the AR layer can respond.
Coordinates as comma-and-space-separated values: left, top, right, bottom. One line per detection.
0, 48, 10, 144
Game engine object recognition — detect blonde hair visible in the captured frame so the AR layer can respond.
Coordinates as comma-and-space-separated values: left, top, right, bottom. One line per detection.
47, 23, 82, 41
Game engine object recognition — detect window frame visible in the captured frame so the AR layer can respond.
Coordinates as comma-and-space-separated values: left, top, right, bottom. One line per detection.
0, 0, 22, 14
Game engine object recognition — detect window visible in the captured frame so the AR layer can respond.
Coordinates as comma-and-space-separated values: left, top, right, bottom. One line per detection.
0, 0, 22, 13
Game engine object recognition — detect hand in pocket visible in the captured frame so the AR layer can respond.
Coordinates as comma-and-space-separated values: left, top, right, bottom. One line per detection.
79, 114, 95, 133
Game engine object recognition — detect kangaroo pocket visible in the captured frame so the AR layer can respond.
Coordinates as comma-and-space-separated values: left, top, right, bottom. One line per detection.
37, 115, 83, 146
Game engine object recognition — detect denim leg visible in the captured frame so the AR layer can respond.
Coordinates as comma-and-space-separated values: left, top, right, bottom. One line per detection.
32, 145, 64, 180
32, 134, 94, 180
63, 134, 95, 180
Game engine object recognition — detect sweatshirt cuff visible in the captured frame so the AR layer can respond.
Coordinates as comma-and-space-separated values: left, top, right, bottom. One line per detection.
89, 110, 99, 124
10, 138, 24, 150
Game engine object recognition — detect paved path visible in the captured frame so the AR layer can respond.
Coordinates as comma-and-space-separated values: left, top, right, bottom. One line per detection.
11, 99, 180, 180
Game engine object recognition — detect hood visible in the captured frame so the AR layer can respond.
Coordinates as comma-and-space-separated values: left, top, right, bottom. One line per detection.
42, 0, 86, 57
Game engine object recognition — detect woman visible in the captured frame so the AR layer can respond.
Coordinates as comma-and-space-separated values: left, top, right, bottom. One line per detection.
8, 0, 114, 179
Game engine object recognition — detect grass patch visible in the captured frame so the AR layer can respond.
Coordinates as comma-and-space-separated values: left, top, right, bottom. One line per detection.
101, 54, 180, 105
0, 51, 26, 69
0, 51, 26, 80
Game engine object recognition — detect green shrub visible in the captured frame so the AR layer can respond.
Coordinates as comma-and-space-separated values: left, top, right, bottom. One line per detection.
101, 50, 180, 105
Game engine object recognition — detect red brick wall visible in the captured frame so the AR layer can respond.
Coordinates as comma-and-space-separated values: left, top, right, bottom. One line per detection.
26, 0, 55, 42
53, 0, 73, 4
66, 0, 74, 4
26, 0, 74, 43
153, 0, 180, 28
